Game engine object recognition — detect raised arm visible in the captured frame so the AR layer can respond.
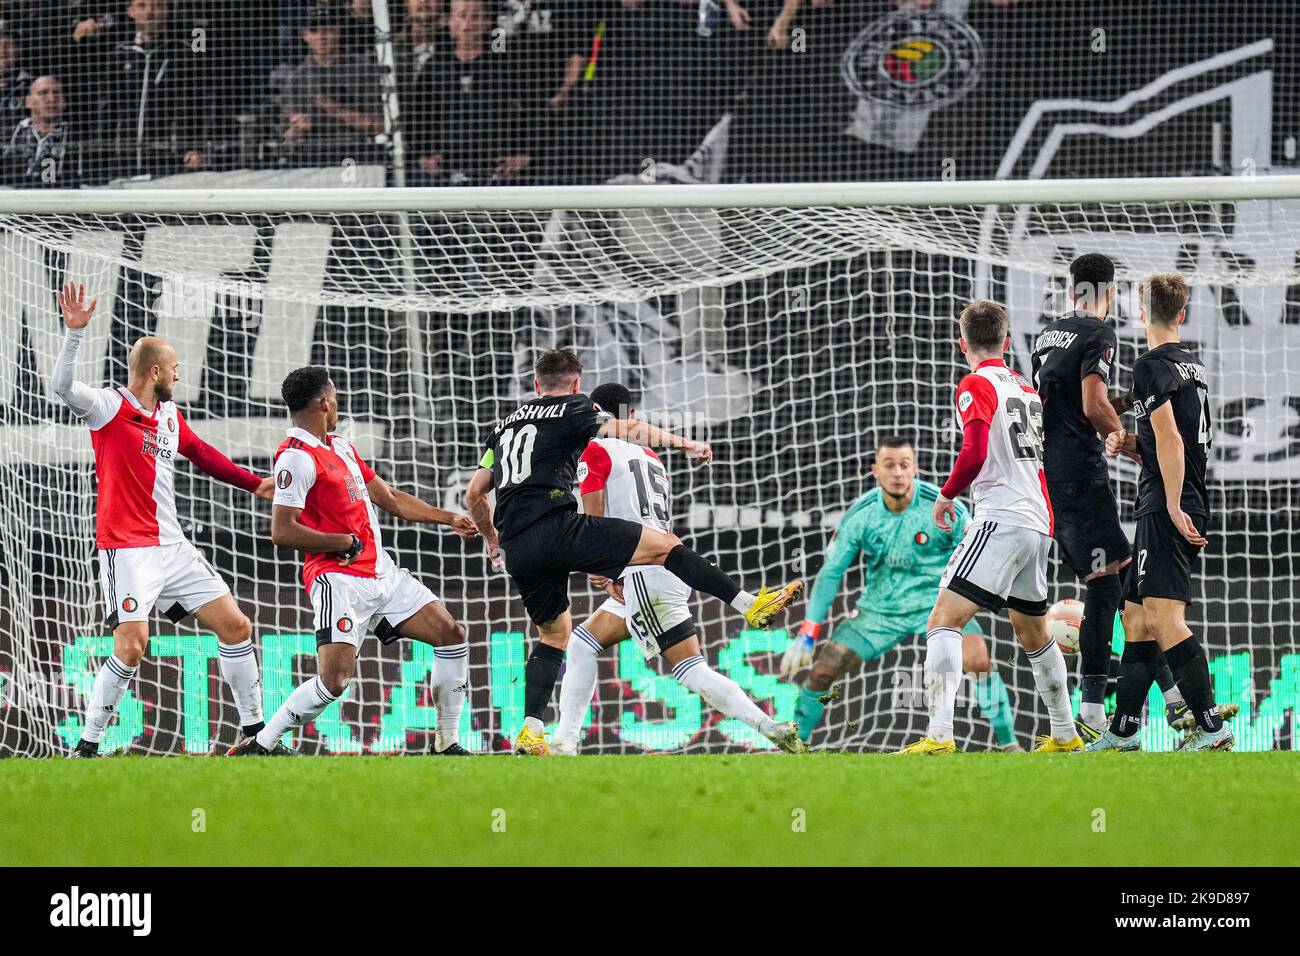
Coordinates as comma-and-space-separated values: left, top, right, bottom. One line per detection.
53, 282, 117, 426
597, 418, 712, 461
366, 475, 477, 540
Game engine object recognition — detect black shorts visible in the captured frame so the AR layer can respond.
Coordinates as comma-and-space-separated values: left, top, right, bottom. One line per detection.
503, 509, 644, 626
1124, 511, 1205, 606
1048, 477, 1131, 577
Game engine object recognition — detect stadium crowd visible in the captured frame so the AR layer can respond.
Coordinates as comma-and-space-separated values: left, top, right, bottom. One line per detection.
0, 0, 828, 188
0, 1, 1289, 187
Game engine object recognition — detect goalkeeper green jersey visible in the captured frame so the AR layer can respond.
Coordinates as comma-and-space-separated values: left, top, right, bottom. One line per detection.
805, 479, 971, 636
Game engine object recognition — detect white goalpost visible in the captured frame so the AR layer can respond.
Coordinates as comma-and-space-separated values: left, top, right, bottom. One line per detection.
1, 175, 1297, 756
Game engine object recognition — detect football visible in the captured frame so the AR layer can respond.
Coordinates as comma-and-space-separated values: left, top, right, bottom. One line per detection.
1045, 598, 1085, 653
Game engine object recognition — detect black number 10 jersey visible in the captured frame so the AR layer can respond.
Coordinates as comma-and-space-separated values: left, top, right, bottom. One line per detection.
480, 394, 606, 538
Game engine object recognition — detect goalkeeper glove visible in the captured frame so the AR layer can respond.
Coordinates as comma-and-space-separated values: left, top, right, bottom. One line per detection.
779, 620, 820, 678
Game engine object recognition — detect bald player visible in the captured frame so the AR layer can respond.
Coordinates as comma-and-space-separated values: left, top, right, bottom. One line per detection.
52, 282, 276, 757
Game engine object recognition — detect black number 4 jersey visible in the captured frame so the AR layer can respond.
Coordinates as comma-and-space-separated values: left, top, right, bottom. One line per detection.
480, 393, 608, 538
1030, 312, 1117, 482
1131, 342, 1211, 519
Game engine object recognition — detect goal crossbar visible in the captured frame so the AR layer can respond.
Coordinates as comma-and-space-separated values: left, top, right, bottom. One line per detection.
2, 174, 1300, 215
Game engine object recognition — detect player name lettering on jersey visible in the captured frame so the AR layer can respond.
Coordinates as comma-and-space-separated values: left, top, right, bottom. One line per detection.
1033, 329, 1079, 351
499, 402, 570, 426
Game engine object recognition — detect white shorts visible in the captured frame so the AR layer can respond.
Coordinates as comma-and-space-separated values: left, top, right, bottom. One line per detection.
311, 568, 438, 648
938, 520, 1051, 616
599, 565, 695, 660
99, 540, 230, 627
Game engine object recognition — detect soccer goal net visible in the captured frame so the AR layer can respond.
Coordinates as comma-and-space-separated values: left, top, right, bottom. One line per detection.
1, 177, 1297, 757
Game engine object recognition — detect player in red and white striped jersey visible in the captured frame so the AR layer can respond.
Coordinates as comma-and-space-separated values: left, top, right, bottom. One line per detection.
52, 283, 276, 757
551, 382, 807, 755
894, 300, 1081, 755
228, 366, 479, 756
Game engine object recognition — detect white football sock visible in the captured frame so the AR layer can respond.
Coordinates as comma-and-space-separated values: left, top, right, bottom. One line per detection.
1079, 701, 1107, 728
431, 642, 468, 752
729, 591, 756, 614
923, 627, 963, 742
555, 625, 601, 748
217, 638, 263, 729
1027, 639, 1077, 741
82, 654, 137, 743
257, 676, 338, 750
673, 654, 780, 739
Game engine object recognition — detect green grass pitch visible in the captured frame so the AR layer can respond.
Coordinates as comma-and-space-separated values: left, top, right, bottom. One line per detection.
3, 753, 1297, 866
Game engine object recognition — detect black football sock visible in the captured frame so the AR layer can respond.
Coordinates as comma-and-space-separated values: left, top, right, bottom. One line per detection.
1163, 637, 1223, 732
1109, 641, 1160, 738
242, 721, 265, 738
663, 544, 742, 604
1153, 654, 1183, 703
1080, 675, 1109, 708
524, 643, 565, 722
1080, 574, 1121, 704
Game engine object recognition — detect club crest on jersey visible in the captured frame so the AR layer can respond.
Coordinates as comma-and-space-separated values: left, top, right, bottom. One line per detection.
166, 417, 175, 432
957, 391, 974, 414
915, 532, 929, 545
337, 616, 353, 634
121, 596, 138, 613
277, 469, 293, 489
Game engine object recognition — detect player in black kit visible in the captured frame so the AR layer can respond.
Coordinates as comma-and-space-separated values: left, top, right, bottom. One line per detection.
465, 349, 803, 755
1032, 253, 1187, 738
1088, 274, 1234, 752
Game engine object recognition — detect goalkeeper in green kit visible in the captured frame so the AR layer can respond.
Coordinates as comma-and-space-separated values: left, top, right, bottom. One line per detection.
779, 436, 1021, 749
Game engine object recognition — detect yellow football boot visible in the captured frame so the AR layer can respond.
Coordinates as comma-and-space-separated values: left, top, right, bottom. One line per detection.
1033, 734, 1085, 753
514, 725, 552, 756
743, 580, 804, 629
890, 736, 958, 755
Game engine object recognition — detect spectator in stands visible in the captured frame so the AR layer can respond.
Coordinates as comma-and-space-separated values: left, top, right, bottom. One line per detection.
2, 2, 119, 77
722, 0, 806, 50
1, 74, 82, 187
407, 0, 533, 185
394, 0, 444, 90
492, 2, 599, 184
271, 3, 383, 167
496, 2, 592, 110
84, 0, 208, 181
344, 0, 377, 59
0, 23, 36, 131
